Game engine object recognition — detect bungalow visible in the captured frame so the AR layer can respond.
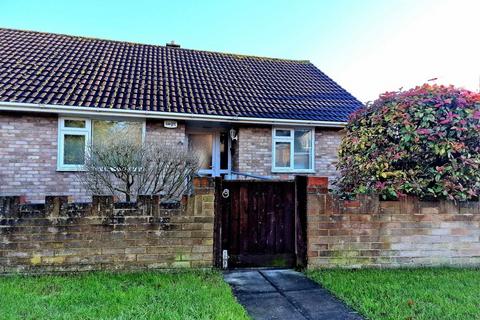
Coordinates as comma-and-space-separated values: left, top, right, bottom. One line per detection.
0, 28, 362, 202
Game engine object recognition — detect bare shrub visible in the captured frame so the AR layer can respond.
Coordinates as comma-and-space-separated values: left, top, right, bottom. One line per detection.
78, 134, 198, 202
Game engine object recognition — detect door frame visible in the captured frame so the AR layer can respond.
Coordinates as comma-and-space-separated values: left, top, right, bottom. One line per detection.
187, 129, 232, 177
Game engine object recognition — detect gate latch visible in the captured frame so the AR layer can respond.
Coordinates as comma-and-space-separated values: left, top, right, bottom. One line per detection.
222, 250, 229, 269
222, 188, 230, 198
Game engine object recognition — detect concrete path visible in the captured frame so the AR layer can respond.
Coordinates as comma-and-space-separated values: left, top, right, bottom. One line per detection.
224, 269, 363, 320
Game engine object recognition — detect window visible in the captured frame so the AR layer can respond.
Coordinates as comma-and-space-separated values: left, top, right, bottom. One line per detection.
92, 120, 143, 146
57, 118, 90, 171
57, 117, 144, 171
272, 128, 314, 172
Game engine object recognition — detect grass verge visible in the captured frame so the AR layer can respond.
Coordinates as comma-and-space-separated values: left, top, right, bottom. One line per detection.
0, 270, 248, 320
307, 267, 480, 320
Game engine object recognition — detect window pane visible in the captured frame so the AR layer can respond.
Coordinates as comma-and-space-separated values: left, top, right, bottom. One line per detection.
65, 119, 86, 128
294, 130, 311, 152
93, 120, 143, 145
294, 130, 312, 169
64, 135, 85, 165
275, 129, 291, 137
294, 154, 310, 169
275, 142, 291, 168
219, 132, 229, 170
189, 134, 213, 170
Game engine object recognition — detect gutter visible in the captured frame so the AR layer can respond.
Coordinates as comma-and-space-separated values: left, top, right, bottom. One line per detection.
0, 101, 347, 128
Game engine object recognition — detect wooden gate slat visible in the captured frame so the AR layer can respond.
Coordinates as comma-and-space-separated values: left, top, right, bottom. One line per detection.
239, 185, 249, 253
266, 184, 276, 253
257, 184, 267, 253
273, 184, 281, 253
230, 183, 239, 254
247, 183, 258, 252
284, 183, 295, 252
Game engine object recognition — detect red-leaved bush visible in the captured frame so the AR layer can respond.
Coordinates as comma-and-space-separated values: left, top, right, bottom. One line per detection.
337, 84, 480, 200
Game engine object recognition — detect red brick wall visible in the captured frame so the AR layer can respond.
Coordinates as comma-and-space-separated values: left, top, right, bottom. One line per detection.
0, 111, 342, 202
0, 112, 84, 203
145, 119, 186, 147
0, 112, 186, 203
314, 129, 342, 181
306, 177, 480, 268
235, 126, 342, 182
236, 127, 271, 177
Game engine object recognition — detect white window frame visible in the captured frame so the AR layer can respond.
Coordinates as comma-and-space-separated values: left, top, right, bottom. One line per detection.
271, 127, 315, 173
57, 117, 146, 171
57, 117, 91, 171
187, 130, 232, 178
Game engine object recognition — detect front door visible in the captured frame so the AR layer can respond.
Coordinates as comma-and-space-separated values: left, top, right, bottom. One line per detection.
188, 131, 230, 177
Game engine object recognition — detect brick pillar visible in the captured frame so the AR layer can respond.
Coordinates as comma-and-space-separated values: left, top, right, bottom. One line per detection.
137, 195, 160, 216
45, 196, 69, 218
192, 177, 214, 194
91, 196, 114, 216
306, 177, 329, 268
190, 177, 215, 217
307, 177, 329, 194
0, 196, 24, 218
190, 177, 215, 267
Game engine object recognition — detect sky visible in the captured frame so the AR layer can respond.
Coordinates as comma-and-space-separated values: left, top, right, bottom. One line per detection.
1, 0, 479, 102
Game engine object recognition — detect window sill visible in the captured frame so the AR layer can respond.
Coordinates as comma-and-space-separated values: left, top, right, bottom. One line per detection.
57, 167, 86, 172
271, 169, 316, 174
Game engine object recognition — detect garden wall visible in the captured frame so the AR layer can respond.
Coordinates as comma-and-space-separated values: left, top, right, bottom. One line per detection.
306, 177, 480, 268
3, 175, 480, 273
0, 177, 214, 274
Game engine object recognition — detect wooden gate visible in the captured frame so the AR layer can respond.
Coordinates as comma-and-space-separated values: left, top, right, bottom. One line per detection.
214, 178, 307, 268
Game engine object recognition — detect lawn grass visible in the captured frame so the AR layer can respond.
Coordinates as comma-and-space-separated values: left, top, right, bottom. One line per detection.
0, 270, 248, 320
307, 268, 480, 320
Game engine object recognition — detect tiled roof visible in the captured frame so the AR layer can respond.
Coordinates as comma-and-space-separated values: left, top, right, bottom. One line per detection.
0, 28, 362, 122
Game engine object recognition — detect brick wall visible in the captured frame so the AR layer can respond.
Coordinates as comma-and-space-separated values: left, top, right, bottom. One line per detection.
235, 126, 342, 182
236, 127, 272, 177
0, 177, 214, 274
145, 119, 186, 147
314, 129, 343, 182
306, 177, 480, 268
0, 110, 343, 202
0, 112, 186, 203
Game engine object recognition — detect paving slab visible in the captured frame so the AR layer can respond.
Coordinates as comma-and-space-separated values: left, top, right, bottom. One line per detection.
235, 292, 306, 320
223, 270, 276, 293
260, 269, 319, 291
284, 289, 363, 320
224, 269, 363, 320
